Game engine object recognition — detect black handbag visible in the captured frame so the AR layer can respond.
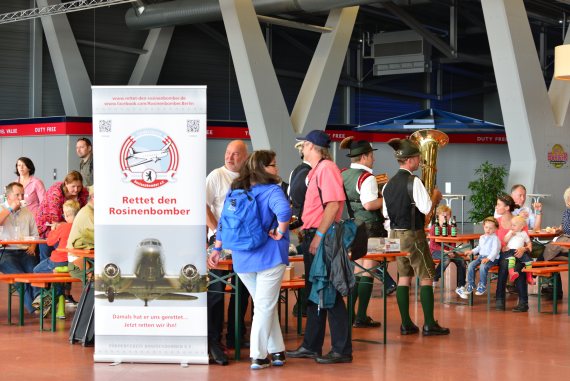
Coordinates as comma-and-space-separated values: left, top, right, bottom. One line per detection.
341, 190, 369, 261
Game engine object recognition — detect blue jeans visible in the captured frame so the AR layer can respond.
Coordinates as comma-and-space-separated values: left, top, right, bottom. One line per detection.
467, 256, 499, 287
432, 250, 466, 287
33, 258, 68, 299
0, 250, 38, 313
38, 243, 57, 261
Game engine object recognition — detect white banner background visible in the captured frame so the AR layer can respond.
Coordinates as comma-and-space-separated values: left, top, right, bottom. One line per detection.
92, 86, 208, 364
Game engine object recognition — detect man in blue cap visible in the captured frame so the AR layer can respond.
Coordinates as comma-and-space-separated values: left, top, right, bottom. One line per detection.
286, 130, 352, 364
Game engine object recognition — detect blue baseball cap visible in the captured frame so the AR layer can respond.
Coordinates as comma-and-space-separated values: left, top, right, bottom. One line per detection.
296, 130, 331, 148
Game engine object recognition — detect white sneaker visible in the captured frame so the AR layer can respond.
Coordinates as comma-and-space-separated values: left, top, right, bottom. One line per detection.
455, 286, 468, 299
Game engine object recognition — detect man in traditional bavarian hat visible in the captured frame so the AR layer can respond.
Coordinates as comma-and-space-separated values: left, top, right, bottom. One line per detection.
339, 137, 397, 329
382, 138, 450, 336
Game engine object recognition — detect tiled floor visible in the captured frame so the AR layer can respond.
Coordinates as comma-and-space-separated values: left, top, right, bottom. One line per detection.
0, 282, 568, 381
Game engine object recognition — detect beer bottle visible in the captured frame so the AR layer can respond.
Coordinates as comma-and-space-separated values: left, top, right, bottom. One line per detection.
433, 213, 440, 236
441, 216, 448, 237
451, 215, 457, 237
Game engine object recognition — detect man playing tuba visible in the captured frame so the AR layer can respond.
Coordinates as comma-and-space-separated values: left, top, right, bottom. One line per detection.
382, 138, 450, 337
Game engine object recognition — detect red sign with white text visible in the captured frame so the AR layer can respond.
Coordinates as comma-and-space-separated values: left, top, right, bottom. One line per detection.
0, 121, 92, 137
0, 119, 506, 144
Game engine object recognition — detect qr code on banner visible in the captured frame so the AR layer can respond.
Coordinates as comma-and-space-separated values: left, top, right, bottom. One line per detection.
187, 119, 200, 133
99, 120, 112, 133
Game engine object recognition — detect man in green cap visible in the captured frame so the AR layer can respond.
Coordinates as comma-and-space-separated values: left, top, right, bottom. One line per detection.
339, 137, 397, 328
382, 138, 450, 336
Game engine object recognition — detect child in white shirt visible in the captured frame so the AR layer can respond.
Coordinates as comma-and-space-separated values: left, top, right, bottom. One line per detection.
503, 216, 533, 285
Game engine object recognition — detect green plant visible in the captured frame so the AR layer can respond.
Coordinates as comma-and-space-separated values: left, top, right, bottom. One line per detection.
467, 161, 508, 223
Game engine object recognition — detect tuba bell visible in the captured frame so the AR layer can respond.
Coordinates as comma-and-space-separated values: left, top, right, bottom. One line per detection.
409, 129, 449, 226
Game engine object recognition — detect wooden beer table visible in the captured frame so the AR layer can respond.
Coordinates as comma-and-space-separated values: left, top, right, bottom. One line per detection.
352, 252, 408, 344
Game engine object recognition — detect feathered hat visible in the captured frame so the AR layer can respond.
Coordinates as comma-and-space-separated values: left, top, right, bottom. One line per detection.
340, 136, 377, 157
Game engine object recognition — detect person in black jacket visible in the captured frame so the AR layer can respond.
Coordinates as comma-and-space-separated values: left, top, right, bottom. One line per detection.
288, 141, 311, 317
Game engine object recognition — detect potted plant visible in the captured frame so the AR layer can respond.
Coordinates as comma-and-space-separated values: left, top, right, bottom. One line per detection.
467, 161, 508, 223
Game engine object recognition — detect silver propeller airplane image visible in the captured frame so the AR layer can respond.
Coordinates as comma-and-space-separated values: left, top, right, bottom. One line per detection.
95, 238, 207, 306
126, 141, 172, 167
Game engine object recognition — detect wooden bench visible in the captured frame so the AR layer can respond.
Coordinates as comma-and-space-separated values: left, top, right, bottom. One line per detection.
0, 272, 70, 325
522, 265, 569, 314
482, 261, 568, 310
279, 278, 305, 335
13, 275, 81, 331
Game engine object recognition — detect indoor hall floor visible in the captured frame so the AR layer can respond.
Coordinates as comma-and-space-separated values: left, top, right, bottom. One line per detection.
0, 283, 568, 381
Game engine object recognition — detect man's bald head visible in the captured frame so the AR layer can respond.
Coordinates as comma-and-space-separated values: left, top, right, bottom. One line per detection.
224, 140, 248, 173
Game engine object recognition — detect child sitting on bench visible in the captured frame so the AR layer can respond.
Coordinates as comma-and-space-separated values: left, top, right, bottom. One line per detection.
503, 216, 534, 285
461, 217, 501, 297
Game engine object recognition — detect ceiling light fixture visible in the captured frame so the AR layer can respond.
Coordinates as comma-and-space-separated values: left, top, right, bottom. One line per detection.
554, 44, 570, 80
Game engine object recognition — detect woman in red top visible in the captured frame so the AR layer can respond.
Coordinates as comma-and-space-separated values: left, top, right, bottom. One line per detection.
494, 194, 530, 312
35, 171, 89, 261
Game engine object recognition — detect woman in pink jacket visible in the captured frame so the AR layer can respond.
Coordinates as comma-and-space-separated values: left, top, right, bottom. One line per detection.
35, 170, 89, 260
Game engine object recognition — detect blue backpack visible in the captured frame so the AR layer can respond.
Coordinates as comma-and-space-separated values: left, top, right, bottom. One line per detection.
219, 189, 268, 251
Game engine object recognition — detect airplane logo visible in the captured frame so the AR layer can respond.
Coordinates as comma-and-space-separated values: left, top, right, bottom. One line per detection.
95, 238, 207, 306
126, 141, 172, 167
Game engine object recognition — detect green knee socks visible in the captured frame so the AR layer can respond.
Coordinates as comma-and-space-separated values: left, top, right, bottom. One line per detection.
420, 285, 435, 327
356, 277, 374, 321
396, 286, 413, 327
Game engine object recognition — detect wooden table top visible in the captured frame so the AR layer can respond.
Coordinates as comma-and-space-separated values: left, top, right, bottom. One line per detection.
0, 239, 47, 245
427, 233, 481, 243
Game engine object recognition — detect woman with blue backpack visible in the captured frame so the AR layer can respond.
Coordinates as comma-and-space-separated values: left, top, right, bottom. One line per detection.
208, 150, 292, 370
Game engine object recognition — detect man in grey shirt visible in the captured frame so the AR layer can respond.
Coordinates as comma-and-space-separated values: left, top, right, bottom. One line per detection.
76, 137, 93, 186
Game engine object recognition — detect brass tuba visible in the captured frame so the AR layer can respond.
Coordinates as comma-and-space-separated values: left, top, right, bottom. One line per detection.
409, 129, 449, 226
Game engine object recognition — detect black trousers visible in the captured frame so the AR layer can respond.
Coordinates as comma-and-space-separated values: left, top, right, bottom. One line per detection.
207, 269, 250, 344
495, 253, 528, 305
301, 230, 351, 356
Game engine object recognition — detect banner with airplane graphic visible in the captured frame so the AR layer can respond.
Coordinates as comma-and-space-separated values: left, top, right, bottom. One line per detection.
92, 86, 208, 364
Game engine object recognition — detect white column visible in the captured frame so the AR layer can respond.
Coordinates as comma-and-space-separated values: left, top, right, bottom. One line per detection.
129, 27, 175, 86
482, 0, 570, 226
37, 0, 92, 116
291, 7, 359, 134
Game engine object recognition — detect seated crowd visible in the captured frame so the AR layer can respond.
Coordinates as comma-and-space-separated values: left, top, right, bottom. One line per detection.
0, 141, 94, 317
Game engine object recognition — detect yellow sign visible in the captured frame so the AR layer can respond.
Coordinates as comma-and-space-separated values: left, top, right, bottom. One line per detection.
547, 144, 568, 168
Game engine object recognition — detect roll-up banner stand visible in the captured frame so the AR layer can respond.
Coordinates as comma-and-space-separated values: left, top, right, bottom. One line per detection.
92, 86, 208, 364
